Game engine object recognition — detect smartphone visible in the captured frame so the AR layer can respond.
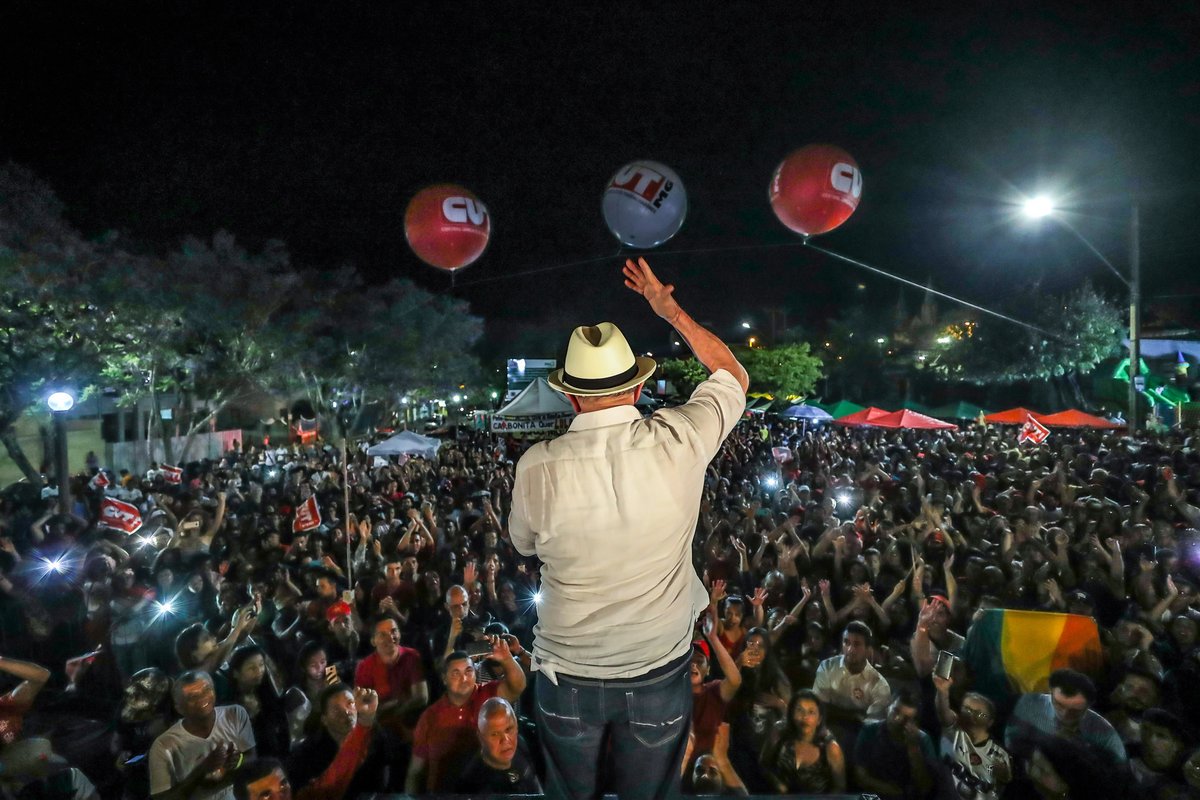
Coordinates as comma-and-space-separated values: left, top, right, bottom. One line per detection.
124, 754, 147, 767
324, 665, 339, 685
463, 640, 493, 658
934, 650, 957, 680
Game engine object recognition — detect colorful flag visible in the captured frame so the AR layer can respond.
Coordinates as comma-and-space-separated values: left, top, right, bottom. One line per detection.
89, 471, 111, 490
962, 609, 1103, 704
99, 497, 144, 534
161, 465, 183, 485
293, 495, 322, 533
1018, 413, 1050, 445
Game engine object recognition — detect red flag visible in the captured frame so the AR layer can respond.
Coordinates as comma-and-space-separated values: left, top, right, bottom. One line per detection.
772, 446, 794, 465
89, 471, 110, 490
293, 495, 322, 533
99, 497, 143, 534
1018, 413, 1050, 445
161, 465, 183, 485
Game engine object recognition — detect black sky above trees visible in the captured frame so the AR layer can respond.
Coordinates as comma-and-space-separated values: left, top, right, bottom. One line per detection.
2, 2, 1197, 353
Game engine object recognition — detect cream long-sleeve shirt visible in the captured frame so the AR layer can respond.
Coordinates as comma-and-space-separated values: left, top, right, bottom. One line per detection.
509, 369, 745, 682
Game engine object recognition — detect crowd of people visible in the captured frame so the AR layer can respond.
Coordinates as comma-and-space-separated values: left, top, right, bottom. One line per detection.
0, 411, 1198, 799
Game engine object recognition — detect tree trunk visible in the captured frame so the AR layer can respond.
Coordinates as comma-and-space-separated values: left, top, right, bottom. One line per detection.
150, 380, 174, 465
1066, 372, 1087, 408
177, 396, 229, 463
0, 426, 43, 486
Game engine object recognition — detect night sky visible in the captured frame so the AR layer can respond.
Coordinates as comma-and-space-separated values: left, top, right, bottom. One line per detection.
3, 2, 1198, 356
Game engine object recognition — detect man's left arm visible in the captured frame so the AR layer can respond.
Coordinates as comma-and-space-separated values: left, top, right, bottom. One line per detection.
508, 463, 535, 557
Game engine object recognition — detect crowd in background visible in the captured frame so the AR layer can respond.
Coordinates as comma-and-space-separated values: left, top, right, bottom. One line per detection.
0, 414, 1198, 798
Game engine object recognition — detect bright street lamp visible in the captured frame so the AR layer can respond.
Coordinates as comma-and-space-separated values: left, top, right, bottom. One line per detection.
1021, 195, 1056, 219
1020, 194, 1141, 430
46, 390, 75, 514
741, 321, 751, 329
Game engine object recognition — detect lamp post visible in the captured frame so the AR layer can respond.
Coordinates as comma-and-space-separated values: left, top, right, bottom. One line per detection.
46, 391, 75, 514
1021, 196, 1141, 432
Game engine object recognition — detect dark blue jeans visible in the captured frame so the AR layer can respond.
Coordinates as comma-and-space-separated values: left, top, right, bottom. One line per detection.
535, 654, 691, 800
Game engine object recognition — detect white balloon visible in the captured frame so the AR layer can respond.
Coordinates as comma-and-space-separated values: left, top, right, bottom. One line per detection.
601, 160, 688, 248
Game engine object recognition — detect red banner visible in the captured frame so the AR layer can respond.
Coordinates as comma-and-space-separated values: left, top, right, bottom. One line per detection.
89, 471, 110, 490
1018, 414, 1051, 445
293, 495, 322, 533
772, 446, 794, 465
161, 465, 183, 485
99, 497, 143, 534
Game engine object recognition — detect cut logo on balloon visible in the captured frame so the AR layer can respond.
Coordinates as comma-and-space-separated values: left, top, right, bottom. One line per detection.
441, 196, 488, 226
830, 163, 862, 202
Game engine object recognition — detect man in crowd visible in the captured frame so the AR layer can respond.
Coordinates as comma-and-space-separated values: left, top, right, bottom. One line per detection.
1005, 667, 1127, 763
352, 616, 426, 736
455, 697, 541, 793
406, 637, 526, 793
853, 688, 937, 800
286, 685, 386, 798
510, 258, 748, 799
149, 670, 256, 800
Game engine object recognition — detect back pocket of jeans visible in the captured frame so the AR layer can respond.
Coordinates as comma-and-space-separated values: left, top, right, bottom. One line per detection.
536, 680, 583, 740
625, 685, 687, 748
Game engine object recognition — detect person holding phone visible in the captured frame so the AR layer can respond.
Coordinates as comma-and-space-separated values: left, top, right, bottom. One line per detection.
509, 258, 748, 800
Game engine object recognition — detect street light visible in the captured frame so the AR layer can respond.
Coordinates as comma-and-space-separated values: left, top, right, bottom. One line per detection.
741, 321, 751, 329
1021, 195, 1056, 219
1020, 194, 1141, 430
46, 390, 74, 514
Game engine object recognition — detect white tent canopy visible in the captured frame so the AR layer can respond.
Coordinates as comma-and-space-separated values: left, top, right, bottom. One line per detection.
492, 378, 575, 435
367, 430, 442, 458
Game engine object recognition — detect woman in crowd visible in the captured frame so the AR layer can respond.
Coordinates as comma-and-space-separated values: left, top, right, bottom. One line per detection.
761, 689, 846, 793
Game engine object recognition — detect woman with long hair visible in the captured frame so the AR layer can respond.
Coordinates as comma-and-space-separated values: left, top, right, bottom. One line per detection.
217, 644, 290, 758
762, 690, 846, 794
726, 626, 792, 792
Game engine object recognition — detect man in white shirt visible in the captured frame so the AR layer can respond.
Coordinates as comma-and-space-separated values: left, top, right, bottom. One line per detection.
813, 621, 892, 725
149, 670, 256, 800
510, 257, 748, 800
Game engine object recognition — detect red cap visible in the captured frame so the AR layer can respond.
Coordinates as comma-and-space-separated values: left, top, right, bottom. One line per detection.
326, 600, 352, 621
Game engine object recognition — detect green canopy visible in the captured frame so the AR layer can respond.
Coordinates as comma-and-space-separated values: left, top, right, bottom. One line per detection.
815, 400, 866, 418
930, 401, 990, 420
746, 396, 774, 411
896, 399, 933, 415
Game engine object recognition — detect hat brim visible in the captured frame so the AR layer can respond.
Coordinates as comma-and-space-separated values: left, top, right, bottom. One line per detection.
546, 356, 657, 397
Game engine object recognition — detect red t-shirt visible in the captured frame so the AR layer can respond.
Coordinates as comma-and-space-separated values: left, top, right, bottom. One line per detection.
353, 648, 424, 703
0, 694, 31, 745
412, 681, 502, 792
690, 680, 727, 757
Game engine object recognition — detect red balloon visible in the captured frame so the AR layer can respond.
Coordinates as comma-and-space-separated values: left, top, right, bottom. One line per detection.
769, 144, 862, 236
404, 184, 491, 271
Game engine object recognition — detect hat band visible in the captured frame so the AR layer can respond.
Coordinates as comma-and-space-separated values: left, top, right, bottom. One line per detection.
562, 362, 640, 391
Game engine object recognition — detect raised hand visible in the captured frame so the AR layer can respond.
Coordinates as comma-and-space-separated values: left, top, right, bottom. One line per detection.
354, 687, 379, 728
463, 561, 477, 587
623, 257, 682, 322
710, 579, 728, 605
750, 587, 768, 607
488, 634, 513, 661
818, 579, 831, 598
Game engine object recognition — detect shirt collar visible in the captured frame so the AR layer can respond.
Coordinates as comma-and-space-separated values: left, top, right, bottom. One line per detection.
567, 405, 642, 432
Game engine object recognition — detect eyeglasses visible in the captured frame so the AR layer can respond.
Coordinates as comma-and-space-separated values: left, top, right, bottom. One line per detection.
961, 706, 991, 719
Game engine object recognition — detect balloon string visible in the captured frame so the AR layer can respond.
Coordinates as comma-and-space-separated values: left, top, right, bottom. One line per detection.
802, 241, 1056, 338
450, 237, 1054, 339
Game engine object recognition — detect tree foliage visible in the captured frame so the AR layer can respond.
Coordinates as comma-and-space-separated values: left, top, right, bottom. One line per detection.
740, 343, 824, 400
658, 357, 709, 397
0, 162, 487, 478
929, 282, 1122, 385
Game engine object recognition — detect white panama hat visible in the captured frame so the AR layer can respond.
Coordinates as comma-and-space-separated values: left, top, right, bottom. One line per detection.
547, 322, 657, 397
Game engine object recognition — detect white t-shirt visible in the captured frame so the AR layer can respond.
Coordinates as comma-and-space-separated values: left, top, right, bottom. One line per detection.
941, 726, 1010, 800
812, 655, 892, 719
148, 705, 255, 800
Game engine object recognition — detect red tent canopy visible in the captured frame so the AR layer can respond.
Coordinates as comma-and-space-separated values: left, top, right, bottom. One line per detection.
874, 409, 958, 430
833, 407, 892, 427
1037, 409, 1122, 429
984, 407, 1045, 424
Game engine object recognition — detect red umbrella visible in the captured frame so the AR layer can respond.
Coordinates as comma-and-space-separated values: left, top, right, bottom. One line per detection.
874, 409, 958, 430
984, 407, 1045, 424
1037, 410, 1122, 429
833, 407, 892, 427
